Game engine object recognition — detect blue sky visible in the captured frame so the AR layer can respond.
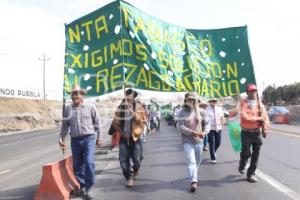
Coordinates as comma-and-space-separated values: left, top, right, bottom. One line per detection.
0, 0, 299, 99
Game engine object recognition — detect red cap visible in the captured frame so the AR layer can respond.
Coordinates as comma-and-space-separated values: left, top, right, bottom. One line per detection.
246, 84, 257, 91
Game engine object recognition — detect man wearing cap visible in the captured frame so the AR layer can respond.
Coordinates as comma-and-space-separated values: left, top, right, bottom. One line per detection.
238, 84, 270, 183
177, 92, 210, 192
59, 84, 102, 199
113, 88, 146, 188
206, 98, 225, 164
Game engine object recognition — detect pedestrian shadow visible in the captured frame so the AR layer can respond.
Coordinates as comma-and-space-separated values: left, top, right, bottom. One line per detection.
152, 135, 180, 140
95, 156, 119, 162
0, 184, 37, 200
149, 162, 186, 168
96, 166, 124, 176
95, 149, 109, 155
150, 138, 180, 144
95, 169, 104, 175
201, 159, 239, 166
215, 160, 239, 165
144, 149, 182, 155
150, 143, 183, 149
94, 177, 188, 193
199, 175, 245, 188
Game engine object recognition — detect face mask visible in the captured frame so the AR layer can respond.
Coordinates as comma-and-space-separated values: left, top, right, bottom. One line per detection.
248, 99, 256, 109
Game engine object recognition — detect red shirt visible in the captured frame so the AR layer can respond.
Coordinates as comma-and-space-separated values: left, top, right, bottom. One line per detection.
239, 99, 270, 133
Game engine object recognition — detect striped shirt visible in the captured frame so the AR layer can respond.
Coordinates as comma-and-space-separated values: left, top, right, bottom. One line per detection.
59, 103, 101, 140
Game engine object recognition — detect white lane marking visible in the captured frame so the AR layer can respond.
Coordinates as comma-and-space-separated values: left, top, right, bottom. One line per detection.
0, 170, 11, 175
256, 169, 300, 200
271, 128, 300, 135
0, 197, 24, 199
271, 130, 300, 138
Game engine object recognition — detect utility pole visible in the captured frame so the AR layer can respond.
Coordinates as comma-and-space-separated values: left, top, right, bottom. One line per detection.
39, 53, 50, 100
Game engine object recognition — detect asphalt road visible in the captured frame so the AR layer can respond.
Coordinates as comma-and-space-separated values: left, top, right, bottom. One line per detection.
0, 122, 300, 200
0, 118, 113, 200
88, 122, 300, 200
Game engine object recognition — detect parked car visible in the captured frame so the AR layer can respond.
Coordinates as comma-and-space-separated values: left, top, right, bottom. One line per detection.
268, 106, 290, 124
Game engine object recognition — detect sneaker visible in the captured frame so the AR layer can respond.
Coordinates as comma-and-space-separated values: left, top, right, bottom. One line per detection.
247, 175, 258, 183
133, 170, 139, 180
203, 146, 208, 151
209, 160, 217, 164
71, 188, 84, 197
126, 178, 134, 188
190, 182, 197, 192
140, 154, 144, 161
85, 189, 93, 200
238, 167, 245, 174
133, 170, 139, 177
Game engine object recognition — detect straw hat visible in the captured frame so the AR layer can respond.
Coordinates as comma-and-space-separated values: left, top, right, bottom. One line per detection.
208, 97, 218, 102
70, 84, 86, 95
185, 92, 198, 100
199, 101, 209, 106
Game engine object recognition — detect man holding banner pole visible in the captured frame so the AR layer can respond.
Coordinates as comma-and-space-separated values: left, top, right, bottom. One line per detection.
59, 84, 102, 199
238, 84, 270, 183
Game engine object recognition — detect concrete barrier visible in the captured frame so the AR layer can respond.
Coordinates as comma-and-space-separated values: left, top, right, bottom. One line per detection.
34, 156, 79, 200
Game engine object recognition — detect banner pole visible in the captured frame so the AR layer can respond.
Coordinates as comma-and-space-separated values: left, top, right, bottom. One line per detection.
119, 0, 126, 98
256, 91, 265, 135
61, 22, 68, 156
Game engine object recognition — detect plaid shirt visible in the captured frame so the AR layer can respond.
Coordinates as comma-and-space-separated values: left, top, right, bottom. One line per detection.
59, 103, 101, 140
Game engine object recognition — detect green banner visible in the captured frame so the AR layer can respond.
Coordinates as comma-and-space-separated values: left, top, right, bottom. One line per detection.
161, 103, 173, 119
227, 120, 242, 152
161, 103, 172, 111
64, 0, 256, 99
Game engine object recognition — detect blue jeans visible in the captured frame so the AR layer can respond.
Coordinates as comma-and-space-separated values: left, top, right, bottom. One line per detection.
203, 135, 208, 147
183, 142, 203, 183
208, 130, 222, 160
142, 124, 147, 142
71, 134, 96, 190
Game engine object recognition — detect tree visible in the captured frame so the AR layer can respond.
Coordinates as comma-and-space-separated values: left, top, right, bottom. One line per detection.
263, 82, 300, 105
263, 85, 275, 104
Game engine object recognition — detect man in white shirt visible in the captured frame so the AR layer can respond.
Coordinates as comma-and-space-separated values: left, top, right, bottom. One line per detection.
206, 98, 225, 164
